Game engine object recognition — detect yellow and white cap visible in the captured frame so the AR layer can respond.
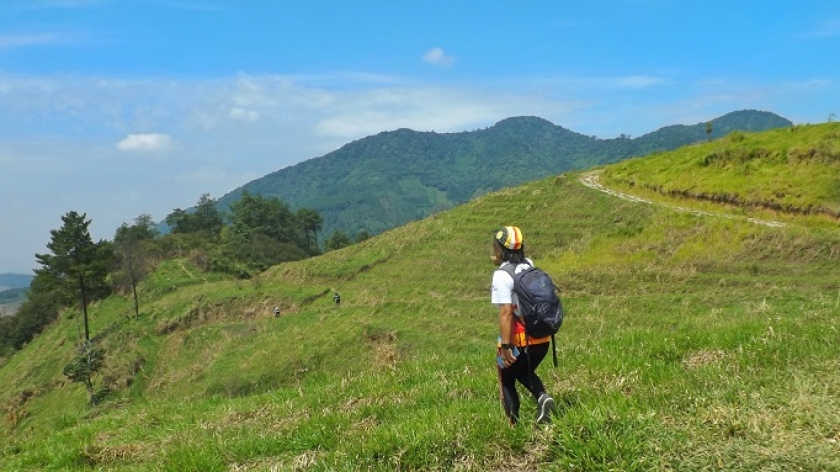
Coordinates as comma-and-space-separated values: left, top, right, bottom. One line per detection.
495, 226, 523, 250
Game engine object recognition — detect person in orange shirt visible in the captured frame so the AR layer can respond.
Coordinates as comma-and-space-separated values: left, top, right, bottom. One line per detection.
491, 226, 556, 425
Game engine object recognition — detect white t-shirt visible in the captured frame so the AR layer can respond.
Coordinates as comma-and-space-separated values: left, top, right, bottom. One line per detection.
490, 259, 533, 316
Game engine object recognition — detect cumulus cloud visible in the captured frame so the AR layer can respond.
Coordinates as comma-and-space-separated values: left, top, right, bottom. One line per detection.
422, 47, 455, 66
117, 133, 173, 152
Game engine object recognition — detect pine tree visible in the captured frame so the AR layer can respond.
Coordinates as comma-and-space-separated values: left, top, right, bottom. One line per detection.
35, 211, 112, 340
35, 211, 112, 405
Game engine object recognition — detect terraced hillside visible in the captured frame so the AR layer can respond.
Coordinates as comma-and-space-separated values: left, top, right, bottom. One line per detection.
1, 124, 838, 471
602, 123, 840, 224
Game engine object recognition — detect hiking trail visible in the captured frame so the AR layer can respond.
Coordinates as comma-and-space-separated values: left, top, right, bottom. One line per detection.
579, 170, 786, 228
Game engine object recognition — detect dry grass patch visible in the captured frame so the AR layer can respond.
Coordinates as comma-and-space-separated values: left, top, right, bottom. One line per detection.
683, 349, 728, 370
82, 442, 151, 466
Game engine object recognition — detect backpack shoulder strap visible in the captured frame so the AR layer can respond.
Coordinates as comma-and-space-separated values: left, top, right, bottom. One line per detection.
498, 262, 516, 279
498, 261, 534, 279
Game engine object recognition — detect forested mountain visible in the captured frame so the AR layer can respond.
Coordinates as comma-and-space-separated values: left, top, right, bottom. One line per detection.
216, 110, 792, 242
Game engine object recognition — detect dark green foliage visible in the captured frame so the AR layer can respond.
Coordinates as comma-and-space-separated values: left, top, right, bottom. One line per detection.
115, 214, 160, 242
0, 282, 61, 354
227, 191, 297, 244
212, 191, 314, 274
295, 207, 323, 254
215, 111, 792, 247
355, 230, 371, 243
113, 214, 160, 318
324, 229, 352, 251
34, 211, 112, 341
160, 192, 320, 277
62, 341, 106, 406
62, 343, 105, 384
216, 231, 307, 275
165, 194, 225, 235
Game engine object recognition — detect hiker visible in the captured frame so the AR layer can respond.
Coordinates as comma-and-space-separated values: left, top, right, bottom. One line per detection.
333, 292, 341, 307
274, 306, 280, 318
491, 226, 557, 425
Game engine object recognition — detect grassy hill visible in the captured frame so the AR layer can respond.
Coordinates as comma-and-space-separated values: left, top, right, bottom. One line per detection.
602, 122, 840, 225
216, 110, 791, 243
2, 124, 839, 471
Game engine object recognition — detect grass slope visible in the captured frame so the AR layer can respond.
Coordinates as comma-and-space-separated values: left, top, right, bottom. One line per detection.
1, 126, 839, 471
602, 122, 840, 225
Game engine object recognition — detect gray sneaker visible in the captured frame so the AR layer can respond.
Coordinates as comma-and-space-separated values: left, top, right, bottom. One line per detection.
536, 393, 556, 424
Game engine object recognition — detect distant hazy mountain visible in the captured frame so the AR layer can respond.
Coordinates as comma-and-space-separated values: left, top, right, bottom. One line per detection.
0, 274, 30, 317
0, 273, 33, 291
214, 110, 792, 243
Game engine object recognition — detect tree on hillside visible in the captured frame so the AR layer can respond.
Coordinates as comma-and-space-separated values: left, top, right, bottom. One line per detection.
165, 194, 225, 235
35, 211, 112, 406
220, 191, 310, 272
325, 230, 352, 251
228, 191, 297, 242
35, 211, 112, 342
0, 283, 61, 356
706, 122, 713, 141
219, 228, 308, 273
113, 214, 159, 318
355, 230, 371, 243
164, 208, 190, 233
193, 193, 225, 234
296, 207, 323, 254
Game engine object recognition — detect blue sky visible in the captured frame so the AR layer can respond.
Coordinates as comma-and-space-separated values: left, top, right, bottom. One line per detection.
1, 0, 839, 273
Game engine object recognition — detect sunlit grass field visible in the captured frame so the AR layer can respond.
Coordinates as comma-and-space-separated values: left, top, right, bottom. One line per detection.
2, 127, 839, 470
602, 122, 840, 226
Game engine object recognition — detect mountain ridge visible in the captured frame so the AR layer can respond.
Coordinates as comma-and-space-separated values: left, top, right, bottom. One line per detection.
215, 110, 792, 243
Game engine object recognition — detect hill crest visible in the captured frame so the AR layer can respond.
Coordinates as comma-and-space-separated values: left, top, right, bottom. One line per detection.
216, 110, 792, 243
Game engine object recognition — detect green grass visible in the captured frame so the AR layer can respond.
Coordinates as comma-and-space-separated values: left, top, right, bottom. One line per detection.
602, 122, 840, 224
2, 126, 840, 470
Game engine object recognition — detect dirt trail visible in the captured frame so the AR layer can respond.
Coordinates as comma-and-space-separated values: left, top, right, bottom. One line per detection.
579, 170, 786, 228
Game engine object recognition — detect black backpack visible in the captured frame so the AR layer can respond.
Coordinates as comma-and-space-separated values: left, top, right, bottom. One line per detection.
500, 262, 564, 366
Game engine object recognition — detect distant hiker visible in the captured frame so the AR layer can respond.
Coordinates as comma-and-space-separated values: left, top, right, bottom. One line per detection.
333, 292, 341, 307
491, 226, 557, 425
274, 306, 280, 318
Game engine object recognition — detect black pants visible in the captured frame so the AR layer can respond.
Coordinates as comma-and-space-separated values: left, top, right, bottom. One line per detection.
499, 342, 549, 425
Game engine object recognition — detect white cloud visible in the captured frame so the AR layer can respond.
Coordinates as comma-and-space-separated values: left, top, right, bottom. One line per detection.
117, 133, 173, 152
422, 47, 455, 66
313, 86, 573, 139
230, 107, 260, 122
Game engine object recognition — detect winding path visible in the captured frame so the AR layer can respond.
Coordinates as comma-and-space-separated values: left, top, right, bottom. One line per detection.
579, 170, 786, 228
